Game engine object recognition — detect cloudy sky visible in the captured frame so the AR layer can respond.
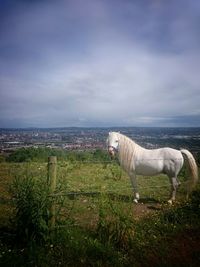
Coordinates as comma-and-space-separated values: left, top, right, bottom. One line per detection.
0, 0, 200, 128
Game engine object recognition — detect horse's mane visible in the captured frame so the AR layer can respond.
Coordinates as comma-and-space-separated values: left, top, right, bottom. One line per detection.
116, 133, 141, 173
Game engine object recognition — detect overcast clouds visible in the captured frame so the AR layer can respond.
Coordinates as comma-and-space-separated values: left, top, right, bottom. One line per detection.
0, 0, 200, 128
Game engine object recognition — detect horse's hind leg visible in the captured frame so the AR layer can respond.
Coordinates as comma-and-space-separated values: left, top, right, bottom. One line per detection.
129, 172, 139, 203
168, 176, 179, 204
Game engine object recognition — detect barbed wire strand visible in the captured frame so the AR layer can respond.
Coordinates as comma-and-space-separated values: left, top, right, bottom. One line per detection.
50, 180, 193, 197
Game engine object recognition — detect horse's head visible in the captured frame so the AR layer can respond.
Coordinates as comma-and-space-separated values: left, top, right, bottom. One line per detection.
107, 132, 119, 158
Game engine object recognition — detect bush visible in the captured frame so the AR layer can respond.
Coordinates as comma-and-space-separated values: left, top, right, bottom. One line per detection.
6, 147, 64, 163
104, 164, 123, 181
0, 154, 5, 162
189, 189, 200, 213
6, 147, 110, 163
197, 152, 200, 167
97, 195, 134, 250
11, 175, 50, 244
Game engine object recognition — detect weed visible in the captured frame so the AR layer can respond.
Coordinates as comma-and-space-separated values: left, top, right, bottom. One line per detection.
1, 161, 200, 266
10, 175, 50, 244
97, 194, 134, 251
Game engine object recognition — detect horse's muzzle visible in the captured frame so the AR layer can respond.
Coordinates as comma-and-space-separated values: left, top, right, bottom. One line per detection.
108, 146, 115, 158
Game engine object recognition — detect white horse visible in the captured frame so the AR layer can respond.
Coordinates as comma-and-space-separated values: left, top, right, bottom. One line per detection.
107, 132, 198, 204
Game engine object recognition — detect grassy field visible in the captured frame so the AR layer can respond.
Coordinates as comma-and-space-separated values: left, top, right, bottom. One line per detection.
0, 160, 186, 227
0, 159, 200, 266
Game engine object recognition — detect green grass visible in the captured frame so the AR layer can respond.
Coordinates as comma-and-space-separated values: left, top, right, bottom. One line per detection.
0, 160, 199, 266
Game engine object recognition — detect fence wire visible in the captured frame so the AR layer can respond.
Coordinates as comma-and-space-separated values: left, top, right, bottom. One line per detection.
0, 158, 199, 203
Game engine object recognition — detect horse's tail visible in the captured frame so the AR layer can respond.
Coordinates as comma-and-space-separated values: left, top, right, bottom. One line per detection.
181, 149, 198, 196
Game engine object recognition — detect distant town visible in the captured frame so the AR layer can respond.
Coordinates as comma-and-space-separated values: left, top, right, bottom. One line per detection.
1, 127, 200, 155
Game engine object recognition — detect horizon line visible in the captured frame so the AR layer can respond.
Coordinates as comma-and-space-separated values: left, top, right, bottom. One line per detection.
1, 126, 200, 130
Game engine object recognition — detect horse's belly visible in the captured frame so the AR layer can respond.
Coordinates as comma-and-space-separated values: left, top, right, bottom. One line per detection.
135, 161, 163, 176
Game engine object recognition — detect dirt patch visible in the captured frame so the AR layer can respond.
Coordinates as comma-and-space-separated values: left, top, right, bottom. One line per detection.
133, 202, 162, 219
131, 196, 163, 219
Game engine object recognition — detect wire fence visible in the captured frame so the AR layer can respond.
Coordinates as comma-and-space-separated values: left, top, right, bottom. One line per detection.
0, 156, 199, 201
58, 157, 198, 162
0, 156, 199, 230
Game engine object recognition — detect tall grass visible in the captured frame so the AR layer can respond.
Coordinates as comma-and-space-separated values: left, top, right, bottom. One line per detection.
11, 175, 50, 244
0, 159, 199, 266
97, 194, 134, 250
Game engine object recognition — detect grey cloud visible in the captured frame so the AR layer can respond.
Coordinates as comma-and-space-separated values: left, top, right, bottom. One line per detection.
0, 0, 200, 127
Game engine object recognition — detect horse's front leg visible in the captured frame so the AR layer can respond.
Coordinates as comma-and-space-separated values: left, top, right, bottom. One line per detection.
129, 171, 140, 203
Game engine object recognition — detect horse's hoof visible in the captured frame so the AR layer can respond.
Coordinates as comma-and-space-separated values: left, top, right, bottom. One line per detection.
133, 199, 138, 204
167, 199, 173, 205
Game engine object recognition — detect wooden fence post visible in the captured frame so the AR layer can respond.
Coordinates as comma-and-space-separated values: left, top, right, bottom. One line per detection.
47, 156, 57, 229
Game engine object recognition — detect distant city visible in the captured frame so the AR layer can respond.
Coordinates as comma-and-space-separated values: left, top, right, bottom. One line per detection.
0, 127, 200, 155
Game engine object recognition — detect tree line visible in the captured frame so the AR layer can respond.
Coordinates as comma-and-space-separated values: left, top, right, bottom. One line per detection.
4, 147, 111, 163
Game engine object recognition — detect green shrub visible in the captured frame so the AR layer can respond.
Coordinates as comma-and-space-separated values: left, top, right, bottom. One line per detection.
97, 195, 134, 250
6, 147, 110, 163
6, 147, 66, 163
104, 164, 123, 181
11, 175, 50, 244
197, 152, 200, 167
0, 154, 5, 162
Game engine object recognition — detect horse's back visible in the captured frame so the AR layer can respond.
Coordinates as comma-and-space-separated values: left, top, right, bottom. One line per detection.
139, 147, 182, 160
154, 147, 184, 177
135, 147, 183, 176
